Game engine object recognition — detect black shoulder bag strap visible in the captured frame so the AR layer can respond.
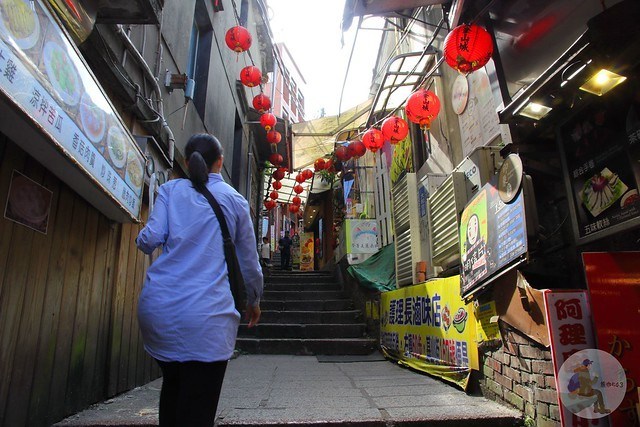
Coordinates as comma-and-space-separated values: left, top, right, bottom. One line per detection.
200, 186, 246, 312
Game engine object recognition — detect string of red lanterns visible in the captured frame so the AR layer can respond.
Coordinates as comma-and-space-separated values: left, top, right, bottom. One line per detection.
261, 23, 494, 216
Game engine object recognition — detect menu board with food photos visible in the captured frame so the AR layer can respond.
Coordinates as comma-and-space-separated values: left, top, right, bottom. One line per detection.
0, 0, 145, 220
559, 85, 640, 242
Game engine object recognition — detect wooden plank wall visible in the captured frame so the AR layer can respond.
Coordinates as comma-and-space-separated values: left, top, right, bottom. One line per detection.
0, 139, 160, 427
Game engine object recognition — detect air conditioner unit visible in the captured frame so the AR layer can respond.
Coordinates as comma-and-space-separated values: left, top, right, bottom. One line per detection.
429, 172, 468, 269
392, 172, 446, 287
429, 146, 502, 270
409, 172, 447, 281
392, 174, 412, 287
455, 146, 503, 199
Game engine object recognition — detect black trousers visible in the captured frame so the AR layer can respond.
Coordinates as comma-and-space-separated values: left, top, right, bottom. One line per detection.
281, 251, 291, 269
156, 360, 228, 427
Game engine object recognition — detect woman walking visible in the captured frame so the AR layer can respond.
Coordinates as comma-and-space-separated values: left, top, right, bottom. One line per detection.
135, 133, 263, 427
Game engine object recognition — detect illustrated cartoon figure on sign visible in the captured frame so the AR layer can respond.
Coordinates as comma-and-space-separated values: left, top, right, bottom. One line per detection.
567, 359, 610, 415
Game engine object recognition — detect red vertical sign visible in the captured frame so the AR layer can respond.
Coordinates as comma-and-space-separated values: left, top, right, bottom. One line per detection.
584, 252, 640, 426
544, 290, 610, 427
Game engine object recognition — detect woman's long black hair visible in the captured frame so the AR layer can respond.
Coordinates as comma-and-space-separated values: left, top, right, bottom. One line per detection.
184, 133, 223, 192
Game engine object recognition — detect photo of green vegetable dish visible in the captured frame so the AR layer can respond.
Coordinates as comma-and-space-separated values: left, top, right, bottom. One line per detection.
580, 167, 628, 217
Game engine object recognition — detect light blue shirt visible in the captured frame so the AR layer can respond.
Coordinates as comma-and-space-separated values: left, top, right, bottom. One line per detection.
135, 173, 263, 362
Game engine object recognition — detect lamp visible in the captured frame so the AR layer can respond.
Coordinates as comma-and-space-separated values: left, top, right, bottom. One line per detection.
579, 69, 627, 96
514, 97, 553, 120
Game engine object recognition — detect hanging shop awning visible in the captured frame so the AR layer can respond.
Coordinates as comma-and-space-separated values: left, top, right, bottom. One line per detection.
341, 0, 449, 31
0, 0, 145, 222
291, 98, 373, 170
365, 49, 439, 127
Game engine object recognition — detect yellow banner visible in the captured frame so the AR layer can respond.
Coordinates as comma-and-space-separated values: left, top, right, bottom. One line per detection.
380, 276, 479, 390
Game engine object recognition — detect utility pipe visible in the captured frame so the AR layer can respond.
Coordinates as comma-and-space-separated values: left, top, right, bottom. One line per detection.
112, 24, 175, 165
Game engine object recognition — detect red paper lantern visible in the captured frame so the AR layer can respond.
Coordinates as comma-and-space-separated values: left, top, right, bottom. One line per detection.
270, 190, 279, 200
292, 196, 301, 205
272, 168, 285, 181
293, 184, 304, 194
302, 169, 314, 180
334, 145, 351, 162
405, 89, 441, 130
381, 116, 409, 144
288, 204, 300, 213
295, 174, 305, 183
269, 153, 283, 165
260, 113, 277, 131
240, 66, 262, 87
314, 158, 326, 171
348, 140, 367, 159
264, 199, 276, 210
324, 158, 334, 172
443, 23, 493, 75
225, 26, 252, 53
272, 181, 282, 190
266, 130, 281, 144
253, 94, 271, 113
362, 128, 384, 153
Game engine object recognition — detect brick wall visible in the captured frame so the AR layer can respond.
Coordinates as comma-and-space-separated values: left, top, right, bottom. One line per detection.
480, 323, 560, 426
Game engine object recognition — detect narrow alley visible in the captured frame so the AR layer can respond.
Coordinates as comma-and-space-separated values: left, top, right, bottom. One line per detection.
54, 271, 521, 427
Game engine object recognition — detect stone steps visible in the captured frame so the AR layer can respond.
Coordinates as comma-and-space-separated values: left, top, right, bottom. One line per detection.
236, 270, 377, 355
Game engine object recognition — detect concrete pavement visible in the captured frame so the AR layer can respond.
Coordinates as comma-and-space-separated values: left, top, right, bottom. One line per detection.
54, 354, 523, 426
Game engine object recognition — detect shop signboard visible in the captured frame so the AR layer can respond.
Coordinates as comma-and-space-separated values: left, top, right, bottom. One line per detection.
299, 231, 314, 271
459, 176, 527, 298
291, 232, 300, 270
544, 290, 616, 427
559, 95, 640, 243
344, 219, 379, 254
0, 0, 145, 220
380, 276, 479, 390
584, 252, 640, 426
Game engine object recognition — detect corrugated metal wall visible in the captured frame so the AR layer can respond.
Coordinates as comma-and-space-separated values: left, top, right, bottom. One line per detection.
0, 138, 159, 427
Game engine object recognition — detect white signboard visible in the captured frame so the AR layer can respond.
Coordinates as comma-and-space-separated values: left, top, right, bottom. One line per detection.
346, 219, 379, 254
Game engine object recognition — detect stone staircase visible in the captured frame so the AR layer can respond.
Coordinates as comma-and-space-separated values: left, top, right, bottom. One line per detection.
236, 270, 377, 355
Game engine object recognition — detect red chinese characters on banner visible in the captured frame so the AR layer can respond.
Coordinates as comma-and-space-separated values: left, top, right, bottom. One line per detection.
544, 291, 608, 427
584, 252, 640, 427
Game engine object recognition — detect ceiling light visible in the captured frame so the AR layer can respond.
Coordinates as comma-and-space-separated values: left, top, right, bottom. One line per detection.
579, 69, 627, 96
517, 102, 552, 120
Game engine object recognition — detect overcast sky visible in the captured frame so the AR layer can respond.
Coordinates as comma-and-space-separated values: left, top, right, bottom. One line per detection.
265, 0, 383, 119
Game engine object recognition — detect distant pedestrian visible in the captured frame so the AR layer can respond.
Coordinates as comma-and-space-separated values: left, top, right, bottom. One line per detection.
260, 236, 272, 268
135, 133, 263, 427
279, 230, 293, 270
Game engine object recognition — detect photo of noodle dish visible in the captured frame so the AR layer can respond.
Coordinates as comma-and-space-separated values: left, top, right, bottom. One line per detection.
0, 0, 41, 50
125, 150, 144, 193
79, 93, 106, 144
43, 40, 81, 106
106, 126, 127, 169
580, 167, 628, 217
